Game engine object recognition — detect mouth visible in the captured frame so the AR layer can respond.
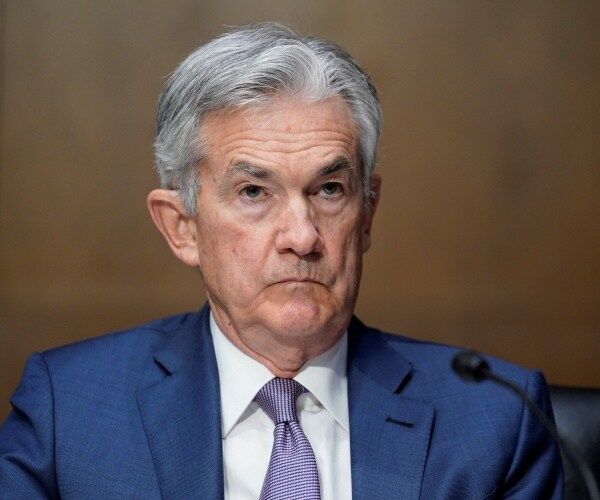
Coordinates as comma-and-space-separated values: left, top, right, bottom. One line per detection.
279, 278, 316, 283
273, 278, 323, 286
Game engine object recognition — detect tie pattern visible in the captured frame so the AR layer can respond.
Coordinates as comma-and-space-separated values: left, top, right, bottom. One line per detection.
255, 378, 321, 500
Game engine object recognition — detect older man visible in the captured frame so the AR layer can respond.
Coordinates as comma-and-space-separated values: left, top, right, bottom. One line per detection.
0, 23, 562, 499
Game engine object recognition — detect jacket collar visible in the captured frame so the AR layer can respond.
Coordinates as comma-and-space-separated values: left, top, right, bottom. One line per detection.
136, 305, 224, 500
135, 308, 435, 500
347, 317, 435, 500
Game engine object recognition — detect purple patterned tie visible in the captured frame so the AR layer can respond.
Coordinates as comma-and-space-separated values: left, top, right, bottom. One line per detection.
255, 378, 321, 500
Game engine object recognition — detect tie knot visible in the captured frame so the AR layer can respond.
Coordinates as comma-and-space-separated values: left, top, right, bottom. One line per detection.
255, 378, 305, 424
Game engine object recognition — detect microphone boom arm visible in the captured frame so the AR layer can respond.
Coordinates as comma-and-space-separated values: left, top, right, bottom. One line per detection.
453, 350, 600, 500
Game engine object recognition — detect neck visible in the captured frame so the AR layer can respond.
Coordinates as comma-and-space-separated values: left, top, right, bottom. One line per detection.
209, 302, 345, 378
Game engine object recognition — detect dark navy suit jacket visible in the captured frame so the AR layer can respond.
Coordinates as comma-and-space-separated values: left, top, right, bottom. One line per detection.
0, 305, 563, 498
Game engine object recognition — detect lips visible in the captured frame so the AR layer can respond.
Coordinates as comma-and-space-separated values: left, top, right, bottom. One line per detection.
278, 278, 318, 284
266, 267, 333, 287
272, 278, 324, 287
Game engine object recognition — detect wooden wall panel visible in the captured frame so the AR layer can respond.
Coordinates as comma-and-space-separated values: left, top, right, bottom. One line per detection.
1, 0, 599, 417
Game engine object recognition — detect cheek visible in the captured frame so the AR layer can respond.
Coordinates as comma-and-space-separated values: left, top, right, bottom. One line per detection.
331, 212, 363, 254
325, 219, 363, 283
200, 221, 265, 276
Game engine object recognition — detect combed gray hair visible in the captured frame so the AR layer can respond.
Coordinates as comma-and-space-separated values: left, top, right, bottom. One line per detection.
154, 22, 382, 215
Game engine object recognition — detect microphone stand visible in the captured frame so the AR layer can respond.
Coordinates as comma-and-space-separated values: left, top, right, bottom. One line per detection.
452, 350, 600, 500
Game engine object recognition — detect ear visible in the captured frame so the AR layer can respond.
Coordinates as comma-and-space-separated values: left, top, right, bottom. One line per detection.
361, 173, 381, 253
147, 189, 200, 267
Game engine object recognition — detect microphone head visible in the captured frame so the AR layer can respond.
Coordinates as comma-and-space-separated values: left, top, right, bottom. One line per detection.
452, 350, 491, 382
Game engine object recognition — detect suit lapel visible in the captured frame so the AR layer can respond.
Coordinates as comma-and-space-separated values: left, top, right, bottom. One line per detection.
348, 318, 435, 500
134, 310, 434, 499
136, 306, 224, 500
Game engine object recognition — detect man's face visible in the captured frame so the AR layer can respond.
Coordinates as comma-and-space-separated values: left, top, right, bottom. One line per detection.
188, 97, 379, 366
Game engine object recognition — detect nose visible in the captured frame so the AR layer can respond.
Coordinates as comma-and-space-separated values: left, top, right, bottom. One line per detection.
275, 197, 323, 256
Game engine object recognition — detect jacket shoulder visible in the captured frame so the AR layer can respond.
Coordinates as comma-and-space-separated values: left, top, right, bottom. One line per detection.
41, 310, 203, 371
350, 317, 534, 387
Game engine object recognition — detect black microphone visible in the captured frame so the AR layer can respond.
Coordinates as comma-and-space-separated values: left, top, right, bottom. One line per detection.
452, 350, 600, 500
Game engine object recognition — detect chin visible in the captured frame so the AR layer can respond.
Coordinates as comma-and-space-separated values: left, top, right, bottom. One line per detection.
268, 298, 346, 339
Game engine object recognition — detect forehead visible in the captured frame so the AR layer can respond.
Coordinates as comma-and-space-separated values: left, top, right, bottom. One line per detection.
198, 97, 358, 170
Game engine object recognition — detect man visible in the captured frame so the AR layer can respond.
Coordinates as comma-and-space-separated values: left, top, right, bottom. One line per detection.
0, 23, 562, 499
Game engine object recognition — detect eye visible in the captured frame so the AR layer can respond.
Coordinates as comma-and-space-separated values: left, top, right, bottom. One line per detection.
320, 182, 343, 197
240, 185, 264, 199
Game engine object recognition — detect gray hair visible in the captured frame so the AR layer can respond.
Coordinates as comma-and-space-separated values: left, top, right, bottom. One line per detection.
154, 22, 382, 215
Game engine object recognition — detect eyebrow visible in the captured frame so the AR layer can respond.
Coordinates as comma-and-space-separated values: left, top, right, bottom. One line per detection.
227, 158, 353, 180
227, 163, 272, 180
317, 158, 353, 177
223, 157, 357, 198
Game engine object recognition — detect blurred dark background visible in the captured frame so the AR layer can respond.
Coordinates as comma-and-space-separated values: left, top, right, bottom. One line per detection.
1, 0, 599, 417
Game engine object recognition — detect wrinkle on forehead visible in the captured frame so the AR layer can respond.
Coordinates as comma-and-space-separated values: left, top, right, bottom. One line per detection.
199, 96, 358, 159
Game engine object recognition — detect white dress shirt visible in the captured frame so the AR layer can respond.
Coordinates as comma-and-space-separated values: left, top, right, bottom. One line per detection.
210, 314, 352, 500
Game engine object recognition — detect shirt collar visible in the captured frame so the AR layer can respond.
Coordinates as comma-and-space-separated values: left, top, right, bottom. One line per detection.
210, 313, 349, 436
